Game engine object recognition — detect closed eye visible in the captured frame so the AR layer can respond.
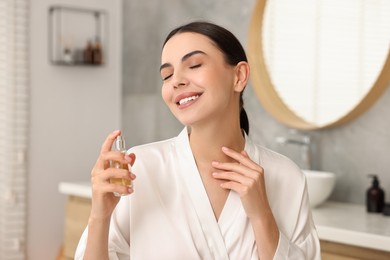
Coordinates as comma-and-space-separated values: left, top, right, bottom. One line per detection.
162, 74, 173, 81
190, 64, 201, 69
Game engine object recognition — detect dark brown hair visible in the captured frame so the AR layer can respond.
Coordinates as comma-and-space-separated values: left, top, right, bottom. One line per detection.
163, 21, 249, 134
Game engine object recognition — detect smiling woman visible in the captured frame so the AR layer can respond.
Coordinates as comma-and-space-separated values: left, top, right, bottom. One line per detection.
248, 0, 390, 129
75, 21, 320, 260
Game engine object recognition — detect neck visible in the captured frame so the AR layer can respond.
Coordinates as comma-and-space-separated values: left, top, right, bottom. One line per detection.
188, 120, 246, 165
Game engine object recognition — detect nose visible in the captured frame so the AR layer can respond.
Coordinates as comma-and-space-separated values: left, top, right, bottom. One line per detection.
174, 81, 188, 89
172, 71, 189, 89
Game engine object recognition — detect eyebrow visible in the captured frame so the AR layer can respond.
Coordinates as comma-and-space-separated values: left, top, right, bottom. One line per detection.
160, 50, 206, 72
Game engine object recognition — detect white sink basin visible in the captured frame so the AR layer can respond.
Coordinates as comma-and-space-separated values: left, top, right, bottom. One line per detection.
303, 170, 336, 208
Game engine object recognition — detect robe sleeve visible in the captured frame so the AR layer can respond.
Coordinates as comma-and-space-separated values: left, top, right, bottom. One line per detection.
272, 177, 321, 260
74, 196, 131, 260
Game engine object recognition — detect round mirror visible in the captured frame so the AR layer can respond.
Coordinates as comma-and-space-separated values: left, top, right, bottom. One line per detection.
248, 0, 390, 130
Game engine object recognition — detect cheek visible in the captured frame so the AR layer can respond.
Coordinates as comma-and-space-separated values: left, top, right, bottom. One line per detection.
204, 68, 232, 89
161, 84, 172, 106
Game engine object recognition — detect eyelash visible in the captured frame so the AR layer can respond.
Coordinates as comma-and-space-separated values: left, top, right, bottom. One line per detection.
190, 64, 201, 69
162, 64, 201, 81
163, 74, 172, 81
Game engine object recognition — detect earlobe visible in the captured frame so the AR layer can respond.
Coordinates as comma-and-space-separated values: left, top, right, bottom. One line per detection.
234, 61, 250, 92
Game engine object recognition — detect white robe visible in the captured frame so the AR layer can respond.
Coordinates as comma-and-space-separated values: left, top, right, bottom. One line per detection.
75, 128, 321, 259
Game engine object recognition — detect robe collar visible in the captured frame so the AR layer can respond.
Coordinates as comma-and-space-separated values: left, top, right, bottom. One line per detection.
174, 127, 255, 259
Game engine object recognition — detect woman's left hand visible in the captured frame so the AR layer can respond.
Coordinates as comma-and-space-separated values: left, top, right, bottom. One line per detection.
211, 146, 270, 220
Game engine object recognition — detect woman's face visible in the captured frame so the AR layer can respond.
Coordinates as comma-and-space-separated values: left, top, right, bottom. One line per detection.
160, 32, 239, 127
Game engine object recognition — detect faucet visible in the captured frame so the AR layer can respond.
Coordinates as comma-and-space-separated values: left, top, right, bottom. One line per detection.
276, 132, 311, 170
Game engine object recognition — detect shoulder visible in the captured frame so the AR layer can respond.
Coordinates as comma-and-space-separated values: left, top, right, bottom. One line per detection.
247, 138, 306, 200
126, 134, 186, 172
127, 136, 176, 157
249, 140, 304, 181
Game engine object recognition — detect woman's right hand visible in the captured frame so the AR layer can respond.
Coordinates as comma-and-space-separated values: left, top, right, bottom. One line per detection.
89, 130, 136, 221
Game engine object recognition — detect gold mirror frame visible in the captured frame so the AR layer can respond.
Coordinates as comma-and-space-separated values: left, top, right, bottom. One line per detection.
248, 0, 390, 130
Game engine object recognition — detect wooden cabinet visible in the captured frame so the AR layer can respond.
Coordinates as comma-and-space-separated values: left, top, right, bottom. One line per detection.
321, 240, 390, 260
61, 196, 91, 260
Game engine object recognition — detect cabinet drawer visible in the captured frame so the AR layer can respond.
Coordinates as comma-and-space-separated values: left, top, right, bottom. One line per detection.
321, 240, 390, 260
64, 196, 91, 259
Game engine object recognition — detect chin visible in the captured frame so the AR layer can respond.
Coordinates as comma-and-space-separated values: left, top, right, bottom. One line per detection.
174, 114, 199, 127
176, 118, 195, 127
170, 108, 195, 124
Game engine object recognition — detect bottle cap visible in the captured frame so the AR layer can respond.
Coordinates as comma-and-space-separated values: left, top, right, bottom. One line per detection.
368, 174, 379, 187
115, 135, 126, 151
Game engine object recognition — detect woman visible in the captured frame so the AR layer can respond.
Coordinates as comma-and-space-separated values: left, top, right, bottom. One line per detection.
75, 21, 320, 259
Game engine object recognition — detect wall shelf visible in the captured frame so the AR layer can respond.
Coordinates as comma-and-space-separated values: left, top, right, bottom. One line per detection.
48, 6, 108, 66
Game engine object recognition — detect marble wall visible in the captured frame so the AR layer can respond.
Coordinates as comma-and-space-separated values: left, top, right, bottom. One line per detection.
121, 0, 390, 205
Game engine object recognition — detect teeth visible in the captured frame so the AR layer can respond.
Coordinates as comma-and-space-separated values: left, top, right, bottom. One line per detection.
179, 95, 199, 105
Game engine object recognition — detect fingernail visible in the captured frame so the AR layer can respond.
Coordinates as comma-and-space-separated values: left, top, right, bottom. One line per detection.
128, 187, 133, 193
125, 154, 132, 162
212, 172, 218, 176
222, 146, 229, 152
211, 161, 219, 166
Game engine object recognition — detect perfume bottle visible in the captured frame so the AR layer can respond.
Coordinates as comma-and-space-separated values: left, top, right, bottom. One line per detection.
110, 135, 132, 196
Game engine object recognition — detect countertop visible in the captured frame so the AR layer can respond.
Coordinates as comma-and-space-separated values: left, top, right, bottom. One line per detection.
59, 182, 390, 252
312, 201, 390, 252
59, 181, 92, 199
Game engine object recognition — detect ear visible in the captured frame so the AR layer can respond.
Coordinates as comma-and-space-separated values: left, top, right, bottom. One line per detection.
233, 61, 250, 93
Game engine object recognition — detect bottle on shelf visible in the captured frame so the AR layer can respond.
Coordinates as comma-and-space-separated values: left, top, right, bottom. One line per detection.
366, 174, 385, 213
62, 46, 73, 64
83, 40, 94, 64
92, 36, 103, 65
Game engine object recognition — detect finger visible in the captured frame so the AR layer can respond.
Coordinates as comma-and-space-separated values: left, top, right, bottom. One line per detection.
219, 181, 249, 196
241, 150, 249, 158
212, 171, 252, 184
100, 130, 121, 153
98, 182, 133, 196
94, 152, 136, 181
95, 150, 129, 170
108, 168, 133, 180
101, 151, 133, 165
126, 153, 136, 167
222, 147, 262, 172
103, 151, 136, 169
93, 167, 131, 180
212, 161, 258, 179
91, 167, 135, 197
98, 149, 136, 170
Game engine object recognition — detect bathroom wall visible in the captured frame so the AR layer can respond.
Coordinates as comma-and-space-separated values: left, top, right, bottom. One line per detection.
122, 0, 390, 205
29, 0, 122, 259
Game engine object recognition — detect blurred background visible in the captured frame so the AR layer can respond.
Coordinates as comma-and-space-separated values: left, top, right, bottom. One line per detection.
1, 0, 389, 259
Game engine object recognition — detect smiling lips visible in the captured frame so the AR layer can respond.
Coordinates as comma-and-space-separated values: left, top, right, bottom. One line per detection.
178, 95, 200, 105
175, 93, 202, 108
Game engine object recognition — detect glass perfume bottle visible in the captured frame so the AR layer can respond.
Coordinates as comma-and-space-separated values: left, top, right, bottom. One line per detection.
110, 135, 132, 196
